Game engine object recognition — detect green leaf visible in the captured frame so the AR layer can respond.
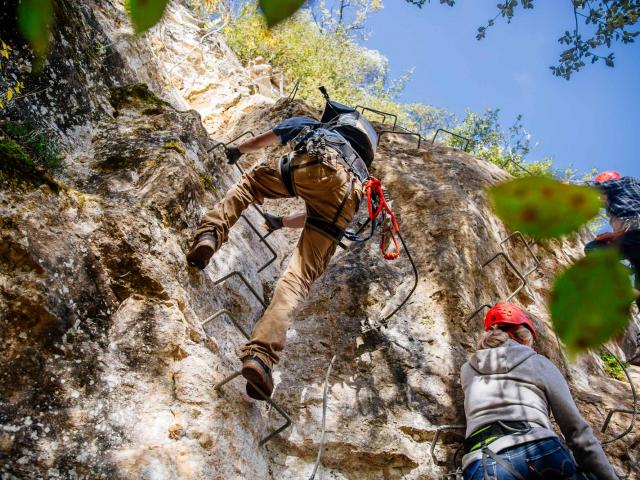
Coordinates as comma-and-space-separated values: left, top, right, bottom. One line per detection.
551, 249, 636, 358
259, 0, 306, 27
18, 0, 54, 58
488, 176, 602, 239
127, 0, 170, 34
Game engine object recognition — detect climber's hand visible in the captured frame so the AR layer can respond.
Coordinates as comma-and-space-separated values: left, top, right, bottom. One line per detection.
263, 212, 284, 232
225, 146, 243, 165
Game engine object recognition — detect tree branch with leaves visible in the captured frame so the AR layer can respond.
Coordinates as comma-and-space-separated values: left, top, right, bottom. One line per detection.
406, 0, 639, 79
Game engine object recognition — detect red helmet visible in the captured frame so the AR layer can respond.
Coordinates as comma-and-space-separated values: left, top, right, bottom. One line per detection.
594, 170, 622, 183
484, 303, 536, 338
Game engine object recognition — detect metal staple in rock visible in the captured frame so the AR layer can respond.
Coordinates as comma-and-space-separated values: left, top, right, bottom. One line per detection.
206, 270, 294, 446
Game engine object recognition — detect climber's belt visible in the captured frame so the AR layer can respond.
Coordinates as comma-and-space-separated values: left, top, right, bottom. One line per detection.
306, 216, 345, 244
279, 153, 297, 197
463, 421, 531, 454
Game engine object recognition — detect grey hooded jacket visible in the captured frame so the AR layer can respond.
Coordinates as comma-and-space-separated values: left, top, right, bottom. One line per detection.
461, 340, 618, 479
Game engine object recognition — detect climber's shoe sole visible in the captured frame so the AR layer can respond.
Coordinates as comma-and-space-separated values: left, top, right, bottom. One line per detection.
186, 232, 218, 270
241, 357, 273, 401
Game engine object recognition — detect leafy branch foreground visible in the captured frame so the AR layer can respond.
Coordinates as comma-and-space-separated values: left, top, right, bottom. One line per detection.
490, 176, 638, 357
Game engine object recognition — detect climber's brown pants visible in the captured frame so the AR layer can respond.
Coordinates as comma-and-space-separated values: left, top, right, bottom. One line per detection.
196, 150, 361, 366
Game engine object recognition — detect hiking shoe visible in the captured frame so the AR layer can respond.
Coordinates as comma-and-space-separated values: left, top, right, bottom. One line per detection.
241, 356, 274, 401
186, 232, 218, 270
263, 212, 284, 233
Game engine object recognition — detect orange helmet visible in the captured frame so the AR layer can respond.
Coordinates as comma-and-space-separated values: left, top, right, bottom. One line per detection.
484, 303, 536, 338
594, 170, 622, 183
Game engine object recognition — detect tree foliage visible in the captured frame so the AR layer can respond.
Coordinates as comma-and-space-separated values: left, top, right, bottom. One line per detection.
222, 2, 451, 135
446, 109, 563, 178
406, 0, 640, 79
311, 0, 384, 37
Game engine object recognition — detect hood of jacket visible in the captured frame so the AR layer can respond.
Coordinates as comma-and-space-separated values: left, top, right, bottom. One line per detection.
468, 339, 537, 375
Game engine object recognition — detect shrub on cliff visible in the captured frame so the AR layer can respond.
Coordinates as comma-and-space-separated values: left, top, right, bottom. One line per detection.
222, 3, 451, 137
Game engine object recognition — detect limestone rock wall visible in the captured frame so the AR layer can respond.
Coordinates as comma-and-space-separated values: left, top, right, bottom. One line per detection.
1, 1, 637, 479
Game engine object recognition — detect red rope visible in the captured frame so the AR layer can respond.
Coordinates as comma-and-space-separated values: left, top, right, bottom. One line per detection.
365, 177, 400, 260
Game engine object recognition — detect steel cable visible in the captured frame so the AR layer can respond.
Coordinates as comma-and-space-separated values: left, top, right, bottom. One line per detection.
308, 230, 419, 479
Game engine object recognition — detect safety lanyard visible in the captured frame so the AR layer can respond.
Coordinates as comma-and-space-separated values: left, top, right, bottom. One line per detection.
365, 177, 400, 260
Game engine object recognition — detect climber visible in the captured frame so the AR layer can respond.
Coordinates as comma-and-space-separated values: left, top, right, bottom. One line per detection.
584, 170, 640, 309
461, 303, 618, 480
186, 93, 377, 400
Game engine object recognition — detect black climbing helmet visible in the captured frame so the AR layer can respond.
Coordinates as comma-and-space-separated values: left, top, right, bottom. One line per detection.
319, 87, 377, 167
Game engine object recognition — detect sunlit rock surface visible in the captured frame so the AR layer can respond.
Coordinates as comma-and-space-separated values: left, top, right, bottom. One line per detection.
1, 1, 637, 479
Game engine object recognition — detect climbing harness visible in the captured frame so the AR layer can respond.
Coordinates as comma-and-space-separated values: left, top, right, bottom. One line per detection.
463, 421, 533, 480
481, 447, 526, 480
464, 421, 532, 454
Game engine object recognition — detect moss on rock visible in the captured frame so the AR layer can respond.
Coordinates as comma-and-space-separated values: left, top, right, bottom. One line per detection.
199, 173, 217, 194
0, 134, 59, 191
163, 140, 186, 155
110, 84, 172, 115
600, 351, 627, 382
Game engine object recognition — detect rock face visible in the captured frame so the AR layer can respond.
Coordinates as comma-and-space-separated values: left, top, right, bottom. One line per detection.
1, 1, 638, 479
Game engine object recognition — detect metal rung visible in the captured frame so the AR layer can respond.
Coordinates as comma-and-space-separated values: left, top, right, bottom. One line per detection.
288, 79, 300, 101
205, 310, 292, 446
481, 251, 528, 302
500, 231, 540, 277
431, 129, 472, 152
207, 130, 256, 154
377, 130, 422, 149
215, 271, 267, 308
206, 130, 279, 262
465, 303, 493, 323
355, 105, 398, 131
464, 243, 532, 321
601, 408, 634, 435
240, 215, 277, 273
202, 309, 250, 340
214, 371, 292, 446
599, 346, 637, 445
429, 424, 465, 464
501, 157, 533, 176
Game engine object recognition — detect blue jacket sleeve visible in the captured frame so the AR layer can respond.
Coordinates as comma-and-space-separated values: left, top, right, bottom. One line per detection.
272, 116, 321, 144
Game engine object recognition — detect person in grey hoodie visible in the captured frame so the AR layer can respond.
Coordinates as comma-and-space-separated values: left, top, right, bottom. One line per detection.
461, 303, 618, 480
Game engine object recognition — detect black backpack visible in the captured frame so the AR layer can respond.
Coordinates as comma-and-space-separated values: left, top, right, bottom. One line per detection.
319, 88, 378, 167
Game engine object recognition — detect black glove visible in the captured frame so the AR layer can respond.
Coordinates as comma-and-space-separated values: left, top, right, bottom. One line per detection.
225, 146, 243, 165
263, 212, 284, 232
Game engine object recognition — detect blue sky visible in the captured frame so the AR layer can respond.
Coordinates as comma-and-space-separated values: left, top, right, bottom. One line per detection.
360, 1, 640, 177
